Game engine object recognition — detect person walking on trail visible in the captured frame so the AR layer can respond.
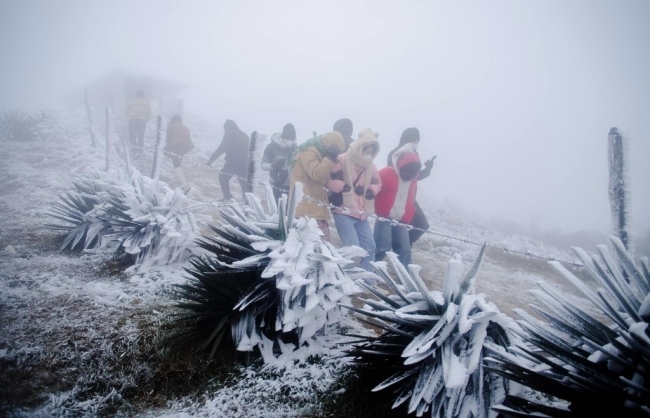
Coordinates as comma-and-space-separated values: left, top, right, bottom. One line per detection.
374, 144, 422, 266
207, 119, 250, 201
126, 90, 152, 156
261, 123, 297, 202
164, 115, 194, 194
289, 132, 344, 242
327, 129, 382, 271
386, 127, 436, 246
333, 118, 354, 152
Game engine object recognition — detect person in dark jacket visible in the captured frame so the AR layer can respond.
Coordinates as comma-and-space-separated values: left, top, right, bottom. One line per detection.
386, 128, 436, 245
207, 119, 250, 201
261, 123, 297, 201
333, 118, 354, 152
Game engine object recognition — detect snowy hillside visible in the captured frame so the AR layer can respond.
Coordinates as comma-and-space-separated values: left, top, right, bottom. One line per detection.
0, 110, 593, 416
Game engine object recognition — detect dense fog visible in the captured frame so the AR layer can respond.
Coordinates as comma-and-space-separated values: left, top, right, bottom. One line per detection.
1, 0, 649, 235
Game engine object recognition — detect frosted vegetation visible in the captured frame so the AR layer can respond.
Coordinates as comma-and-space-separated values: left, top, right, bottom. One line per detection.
0, 109, 647, 417
342, 249, 521, 417
48, 168, 209, 272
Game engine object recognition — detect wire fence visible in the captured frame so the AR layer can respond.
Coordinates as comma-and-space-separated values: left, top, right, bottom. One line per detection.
102, 118, 584, 269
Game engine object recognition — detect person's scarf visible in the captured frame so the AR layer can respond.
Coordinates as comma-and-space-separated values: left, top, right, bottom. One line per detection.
342, 131, 379, 192
289, 135, 326, 170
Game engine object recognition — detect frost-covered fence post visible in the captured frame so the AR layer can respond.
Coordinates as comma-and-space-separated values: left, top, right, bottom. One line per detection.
121, 131, 132, 175
105, 107, 111, 171
608, 127, 632, 251
84, 89, 97, 148
246, 131, 266, 196
151, 115, 164, 181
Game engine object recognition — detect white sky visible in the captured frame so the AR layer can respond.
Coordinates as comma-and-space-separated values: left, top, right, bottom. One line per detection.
1, 0, 648, 234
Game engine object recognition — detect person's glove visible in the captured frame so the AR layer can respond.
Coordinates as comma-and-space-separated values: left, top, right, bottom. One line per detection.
342, 184, 352, 193
365, 189, 375, 200
273, 168, 289, 184
325, 144, 340, 162
355, 185, 364, 196
330, 170, 343, 181
271, 156, 285, 170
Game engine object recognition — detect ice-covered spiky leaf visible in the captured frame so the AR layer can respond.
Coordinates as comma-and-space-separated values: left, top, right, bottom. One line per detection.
342, 247, 516, 418
173, 195, 358, 361
490, 241, 650, 417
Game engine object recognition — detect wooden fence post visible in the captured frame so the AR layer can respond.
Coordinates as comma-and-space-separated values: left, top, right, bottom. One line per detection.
608, 127, 632, 251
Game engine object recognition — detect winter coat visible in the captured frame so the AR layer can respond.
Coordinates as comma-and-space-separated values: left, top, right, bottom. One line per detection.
261, 133, 297, 189
207, 120, 250, 176
375, 145, 420, 224
126, 98, 152, 121
165, 121, 194, 156
327, 130, 382, 220
289, 132, 345, 221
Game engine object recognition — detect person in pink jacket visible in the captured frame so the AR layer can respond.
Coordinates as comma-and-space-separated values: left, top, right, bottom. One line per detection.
327, 129, 382, 271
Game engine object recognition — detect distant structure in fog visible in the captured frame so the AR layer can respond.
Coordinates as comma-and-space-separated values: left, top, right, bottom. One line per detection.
62, 70, 187, 120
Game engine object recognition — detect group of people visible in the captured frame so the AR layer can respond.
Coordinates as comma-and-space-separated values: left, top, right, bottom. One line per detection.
284, 119, 434, 270
124, 91, 435, 269
206, 117, 434, 270
125, 90, 194, 193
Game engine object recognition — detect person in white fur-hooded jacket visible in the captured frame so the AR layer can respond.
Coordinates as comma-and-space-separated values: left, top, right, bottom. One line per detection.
327, 129, 382, 271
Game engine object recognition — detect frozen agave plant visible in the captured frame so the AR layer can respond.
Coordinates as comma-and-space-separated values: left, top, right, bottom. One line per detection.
341, 246, 520, 418
48, 168, 208, 271
174, 184, 360, 360
0, 109, 38, 141
486, 237, 650, 417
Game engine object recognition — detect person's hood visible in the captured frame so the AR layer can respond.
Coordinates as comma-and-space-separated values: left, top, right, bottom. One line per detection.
271, 133, 295, 149
224, 119, 239, 132
396, 151, 421, 170
321, 131, 345, 152
398, 127, 420, 147
392, 143, 419, 169
349, 128, 380, 160
333, 118, 353, 142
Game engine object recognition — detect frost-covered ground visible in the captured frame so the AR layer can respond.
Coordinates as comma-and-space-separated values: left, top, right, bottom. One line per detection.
0, 110, 592, 416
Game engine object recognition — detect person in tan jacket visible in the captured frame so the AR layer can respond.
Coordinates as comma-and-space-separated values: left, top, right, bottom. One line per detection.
126, 90, 152, 155
288, 131, 344, 242
164, 115, 194, 193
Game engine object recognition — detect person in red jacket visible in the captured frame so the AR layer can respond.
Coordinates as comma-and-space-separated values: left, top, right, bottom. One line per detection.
374, 144, 421, 266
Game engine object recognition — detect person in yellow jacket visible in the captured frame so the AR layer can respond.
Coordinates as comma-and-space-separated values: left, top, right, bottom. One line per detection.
288, 131, 344, 242
126, 90, 152, 155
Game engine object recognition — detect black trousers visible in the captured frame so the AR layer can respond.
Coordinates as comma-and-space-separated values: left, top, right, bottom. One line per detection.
409, 201, 429, 245
128, 119, 146, 153
272, 184, 289, 203
219, 171, 247, 200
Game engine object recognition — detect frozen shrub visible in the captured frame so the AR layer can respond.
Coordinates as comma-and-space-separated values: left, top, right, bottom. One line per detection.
0, 109, 38, 141
342, 246, 520, 417
48, 169, 208, 271
173, 186, 360, 361
487, 237, 650, 417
